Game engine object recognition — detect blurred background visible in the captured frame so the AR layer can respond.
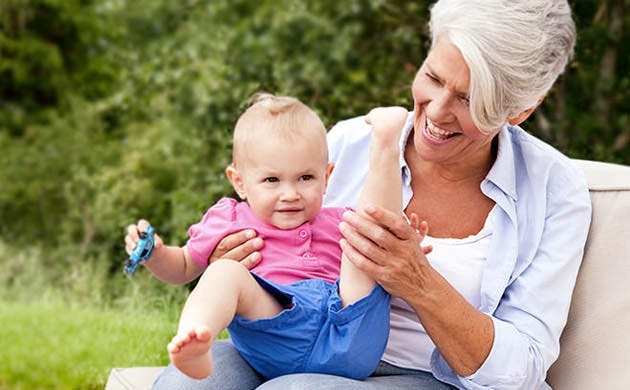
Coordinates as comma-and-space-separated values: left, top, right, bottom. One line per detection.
0, 0, 627, 387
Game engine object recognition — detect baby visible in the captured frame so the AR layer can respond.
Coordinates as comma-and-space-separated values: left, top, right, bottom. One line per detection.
124, 93, 428, 380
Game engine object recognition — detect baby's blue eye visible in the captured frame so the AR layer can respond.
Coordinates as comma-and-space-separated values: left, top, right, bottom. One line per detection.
264, 177, 279, 183
299, 175, 314, 181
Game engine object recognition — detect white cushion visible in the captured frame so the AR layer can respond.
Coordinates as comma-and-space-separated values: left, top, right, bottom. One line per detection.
547, 160, 630, 389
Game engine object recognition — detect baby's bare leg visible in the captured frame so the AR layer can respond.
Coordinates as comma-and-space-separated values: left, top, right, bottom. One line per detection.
339, 107, 408, 306
168, 259, 283, 379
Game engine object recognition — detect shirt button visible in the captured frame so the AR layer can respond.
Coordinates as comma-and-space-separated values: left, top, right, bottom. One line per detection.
299, 230, 308, 239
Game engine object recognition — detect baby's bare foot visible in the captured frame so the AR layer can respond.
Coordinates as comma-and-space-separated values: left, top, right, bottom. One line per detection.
167, 326, 213, 379
365, 106, 408, 155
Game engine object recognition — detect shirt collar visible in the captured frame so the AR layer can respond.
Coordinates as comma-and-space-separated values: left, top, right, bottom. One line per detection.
485, 125, 518, 200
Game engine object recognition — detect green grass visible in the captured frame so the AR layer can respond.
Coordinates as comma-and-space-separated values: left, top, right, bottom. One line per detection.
0, 300, 177, 389
0, 241, 231, 389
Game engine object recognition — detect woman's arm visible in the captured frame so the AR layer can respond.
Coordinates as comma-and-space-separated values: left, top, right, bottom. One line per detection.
339, 208, 494, 376
339, 174, 591, 388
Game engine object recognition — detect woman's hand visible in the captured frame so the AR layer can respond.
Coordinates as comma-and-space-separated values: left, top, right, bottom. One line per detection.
339, 206, 432, 299
209, 229, 264, 269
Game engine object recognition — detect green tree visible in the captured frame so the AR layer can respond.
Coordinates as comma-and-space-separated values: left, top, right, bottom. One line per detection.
0, 0, 627, 297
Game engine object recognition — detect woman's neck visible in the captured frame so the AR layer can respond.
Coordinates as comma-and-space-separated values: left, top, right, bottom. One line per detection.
404, 135, 497, 186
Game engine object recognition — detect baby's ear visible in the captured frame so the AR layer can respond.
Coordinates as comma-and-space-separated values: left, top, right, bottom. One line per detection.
225, 165, 247, 200
324, 162, 335, 192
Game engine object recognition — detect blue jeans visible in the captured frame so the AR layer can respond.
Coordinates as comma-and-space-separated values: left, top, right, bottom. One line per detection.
153, 339, 456, 390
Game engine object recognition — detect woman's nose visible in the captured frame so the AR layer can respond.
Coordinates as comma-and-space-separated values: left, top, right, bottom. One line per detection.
426, 91, 455, 123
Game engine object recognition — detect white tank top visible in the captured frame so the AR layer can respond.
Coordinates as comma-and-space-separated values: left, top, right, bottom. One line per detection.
382, 206, 496, 370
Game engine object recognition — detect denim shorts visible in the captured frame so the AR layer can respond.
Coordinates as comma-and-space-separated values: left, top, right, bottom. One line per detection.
227, 274, 391, 380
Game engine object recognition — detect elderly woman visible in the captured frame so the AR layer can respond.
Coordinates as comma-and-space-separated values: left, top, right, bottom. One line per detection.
153, 0, 591, 389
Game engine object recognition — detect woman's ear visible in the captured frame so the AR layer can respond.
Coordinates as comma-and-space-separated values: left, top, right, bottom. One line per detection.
508, 97, 545, 126
225, 165, 247, 200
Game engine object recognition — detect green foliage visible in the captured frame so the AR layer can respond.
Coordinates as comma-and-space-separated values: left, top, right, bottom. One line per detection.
0, 0, 627, 344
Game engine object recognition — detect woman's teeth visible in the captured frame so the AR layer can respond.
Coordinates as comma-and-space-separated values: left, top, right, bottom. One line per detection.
426, 118, 456, 141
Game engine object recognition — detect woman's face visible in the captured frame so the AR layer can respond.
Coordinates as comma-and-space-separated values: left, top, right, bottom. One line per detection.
411, 39, 501, 167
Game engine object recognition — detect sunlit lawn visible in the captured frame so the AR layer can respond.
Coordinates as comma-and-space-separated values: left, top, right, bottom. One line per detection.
0, 300, 177, 389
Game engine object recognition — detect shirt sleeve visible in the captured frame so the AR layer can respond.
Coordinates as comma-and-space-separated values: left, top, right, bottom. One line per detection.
450, 163, 592, 389
186, 197, 240, 269
324, 116, 372, 209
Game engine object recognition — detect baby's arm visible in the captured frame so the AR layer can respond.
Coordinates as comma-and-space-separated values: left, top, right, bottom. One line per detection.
125, 219, 204, 285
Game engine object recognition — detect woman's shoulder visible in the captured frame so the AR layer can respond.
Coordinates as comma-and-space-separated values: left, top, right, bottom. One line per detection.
328, 115, 372, 144
506, 125, 588, 191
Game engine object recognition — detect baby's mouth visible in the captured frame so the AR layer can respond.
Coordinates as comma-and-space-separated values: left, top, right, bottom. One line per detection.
277, 208, 302, 213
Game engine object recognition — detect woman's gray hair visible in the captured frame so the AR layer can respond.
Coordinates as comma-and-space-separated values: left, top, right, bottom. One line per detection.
429, 0, 576, 131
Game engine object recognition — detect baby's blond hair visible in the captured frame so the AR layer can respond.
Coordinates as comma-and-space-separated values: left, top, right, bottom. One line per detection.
232, 93, 328, 166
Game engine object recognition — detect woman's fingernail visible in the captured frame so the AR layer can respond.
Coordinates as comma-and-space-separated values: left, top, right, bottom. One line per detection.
252, 238, 263, 248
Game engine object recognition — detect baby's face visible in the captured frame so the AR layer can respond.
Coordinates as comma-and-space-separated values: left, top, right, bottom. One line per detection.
235, 134, 332, 230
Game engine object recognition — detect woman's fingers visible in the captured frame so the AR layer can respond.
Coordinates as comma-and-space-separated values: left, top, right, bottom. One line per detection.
340, 208, 433, 299
339, 221, 387, 266
339, 238, 382, 278
365, 205, 418, 240
238, 251, 263, 269
342, 207, 415, 247
211, 229, 264, 269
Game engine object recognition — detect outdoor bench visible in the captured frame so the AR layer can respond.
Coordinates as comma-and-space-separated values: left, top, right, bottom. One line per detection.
106, 159, 630, 390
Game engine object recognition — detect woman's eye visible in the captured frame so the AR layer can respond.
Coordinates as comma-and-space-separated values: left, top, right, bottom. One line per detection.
426, 73, 440, 84
299, 175, 314, 181
264, 177, 279, 183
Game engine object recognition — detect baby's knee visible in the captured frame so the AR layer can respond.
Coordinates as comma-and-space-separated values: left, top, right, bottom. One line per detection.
206, 258, 249, 279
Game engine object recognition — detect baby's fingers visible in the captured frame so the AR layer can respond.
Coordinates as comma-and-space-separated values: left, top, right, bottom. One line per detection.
124, 234, 138, 255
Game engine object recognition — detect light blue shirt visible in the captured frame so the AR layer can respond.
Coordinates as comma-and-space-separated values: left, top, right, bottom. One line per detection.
323, 113, 592, 389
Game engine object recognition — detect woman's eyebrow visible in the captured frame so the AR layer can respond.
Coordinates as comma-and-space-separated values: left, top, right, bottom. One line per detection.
425, 64, 442, 82
426, 63, 469, 98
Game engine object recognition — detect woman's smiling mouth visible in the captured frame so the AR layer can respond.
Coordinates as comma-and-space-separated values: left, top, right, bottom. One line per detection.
424, 117, 457, 142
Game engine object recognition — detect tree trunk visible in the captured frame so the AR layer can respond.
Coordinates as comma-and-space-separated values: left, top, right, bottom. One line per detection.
593, 0, 623, 131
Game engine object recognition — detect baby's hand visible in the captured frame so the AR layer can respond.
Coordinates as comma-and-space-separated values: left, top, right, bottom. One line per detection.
125, 219, 164, 255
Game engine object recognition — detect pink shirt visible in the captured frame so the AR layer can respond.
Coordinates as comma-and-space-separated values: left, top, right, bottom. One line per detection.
186, 197, 347, 285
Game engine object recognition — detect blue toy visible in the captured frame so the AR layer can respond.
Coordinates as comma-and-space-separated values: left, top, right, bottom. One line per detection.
124, 226, 155, 276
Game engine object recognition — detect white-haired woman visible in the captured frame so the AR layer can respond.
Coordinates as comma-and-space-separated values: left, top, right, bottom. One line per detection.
154, 0, 591, 388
